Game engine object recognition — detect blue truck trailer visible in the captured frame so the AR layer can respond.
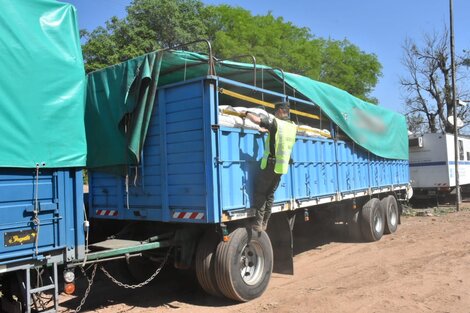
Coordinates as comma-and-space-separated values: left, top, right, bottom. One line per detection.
0, 169, 84, 313
0, 1, 411, 307
80, 46, 411, 303
0, 1, 87, 312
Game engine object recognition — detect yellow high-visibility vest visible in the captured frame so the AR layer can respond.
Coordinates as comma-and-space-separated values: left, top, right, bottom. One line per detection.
260, 118, 297, 174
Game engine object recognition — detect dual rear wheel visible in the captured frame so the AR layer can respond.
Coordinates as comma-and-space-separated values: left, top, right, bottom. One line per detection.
195, 227, 273, 302
351, 195, 399, 242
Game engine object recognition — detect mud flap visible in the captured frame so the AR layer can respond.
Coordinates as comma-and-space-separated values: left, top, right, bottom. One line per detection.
173, 227, 203, 269
267, 212, 296, 275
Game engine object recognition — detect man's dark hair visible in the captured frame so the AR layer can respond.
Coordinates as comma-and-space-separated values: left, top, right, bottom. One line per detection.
275, 101, 290, 111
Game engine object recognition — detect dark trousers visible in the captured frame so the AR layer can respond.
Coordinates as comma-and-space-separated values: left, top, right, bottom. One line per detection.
253, 159, 282, 225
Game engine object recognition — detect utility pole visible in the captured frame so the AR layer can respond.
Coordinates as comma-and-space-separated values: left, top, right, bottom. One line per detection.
449, 0, 461, 211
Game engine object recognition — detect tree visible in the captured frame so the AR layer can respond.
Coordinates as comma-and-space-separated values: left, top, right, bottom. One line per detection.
401, 28, 470, 134
204, 5, 381, 102
320, 39, 382, 103
204, 6, 323, 78
81, 0, 382, 102
81, 0, 209, 72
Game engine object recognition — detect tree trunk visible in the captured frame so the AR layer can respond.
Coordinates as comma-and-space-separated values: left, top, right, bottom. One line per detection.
429, 115, 437, 133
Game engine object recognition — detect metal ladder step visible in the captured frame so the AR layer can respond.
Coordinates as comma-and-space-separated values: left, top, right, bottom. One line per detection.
25, 262, 59, 313
30, 283, 56, 294
37, 309, 57, 313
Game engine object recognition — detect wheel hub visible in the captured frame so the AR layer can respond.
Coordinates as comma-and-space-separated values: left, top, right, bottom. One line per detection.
389, 204, 397, 225
240, 242, 265, 285
374, 210, 383, 233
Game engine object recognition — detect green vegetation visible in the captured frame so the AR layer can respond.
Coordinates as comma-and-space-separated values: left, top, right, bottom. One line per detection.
402, 204, 469, 217
81, 0, 382, 102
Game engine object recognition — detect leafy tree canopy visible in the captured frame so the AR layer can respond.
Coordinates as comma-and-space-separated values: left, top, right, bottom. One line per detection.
81, 0, 382, 102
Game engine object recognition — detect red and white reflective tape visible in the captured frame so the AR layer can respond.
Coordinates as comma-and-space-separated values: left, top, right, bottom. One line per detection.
172, 211, 205, 220
95, 209, 118, 217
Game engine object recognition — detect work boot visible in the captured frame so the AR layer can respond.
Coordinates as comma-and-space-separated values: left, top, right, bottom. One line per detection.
262, 212, 272, 231
252, 210, 264, 232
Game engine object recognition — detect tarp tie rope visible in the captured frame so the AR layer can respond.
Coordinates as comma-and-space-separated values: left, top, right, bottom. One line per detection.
261, 68, 265, 101
293, 89, 300, 125
133, 166, 139, 186
124, 115, 131, 210
125, 174, 130, 210
33, 163, 42, 256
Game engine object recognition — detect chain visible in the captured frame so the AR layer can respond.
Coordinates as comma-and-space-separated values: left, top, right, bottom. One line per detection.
100, 247, 172, 289
73, 264, 98, 313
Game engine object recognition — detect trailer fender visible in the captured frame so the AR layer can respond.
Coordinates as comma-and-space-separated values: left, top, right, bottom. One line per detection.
267, 212, 296, 275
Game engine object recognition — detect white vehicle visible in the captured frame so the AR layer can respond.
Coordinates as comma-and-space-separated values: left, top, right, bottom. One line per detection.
409, 133, 470, 195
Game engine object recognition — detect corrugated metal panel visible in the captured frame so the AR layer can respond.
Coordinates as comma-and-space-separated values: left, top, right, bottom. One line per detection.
164, 81, 207, 213
0, 169, 83, 265
89, 80, 210, 223
219, 129, 260, 210
89, 77, 410, 225
292, 137, 337, 199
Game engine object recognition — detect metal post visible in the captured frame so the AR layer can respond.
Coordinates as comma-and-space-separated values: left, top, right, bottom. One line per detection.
450, 0, 461, 210
25, 268, 31, 313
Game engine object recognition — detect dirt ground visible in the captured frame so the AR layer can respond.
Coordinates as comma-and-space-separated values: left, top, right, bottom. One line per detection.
59, 207, 470, 313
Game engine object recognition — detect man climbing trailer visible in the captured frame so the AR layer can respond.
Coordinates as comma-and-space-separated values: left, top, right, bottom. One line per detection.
243, 102, 297, 232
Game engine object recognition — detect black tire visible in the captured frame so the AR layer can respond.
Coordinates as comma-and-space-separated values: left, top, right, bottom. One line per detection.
360, 198, 385, 242
215, 227, 273, 302
195, 230, 222, 297
381, 195, 399, 234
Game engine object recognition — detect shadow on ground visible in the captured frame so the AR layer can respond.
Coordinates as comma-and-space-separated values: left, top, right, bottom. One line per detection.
292, 216, 355, 255
60, 261, 234, 312
61, 216, 367, 312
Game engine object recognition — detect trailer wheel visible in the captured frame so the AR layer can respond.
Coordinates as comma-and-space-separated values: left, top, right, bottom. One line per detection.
381, 195, 399, 234
195, 230, 222, 297
360, 198, 385, 242
215, 227, 273, 302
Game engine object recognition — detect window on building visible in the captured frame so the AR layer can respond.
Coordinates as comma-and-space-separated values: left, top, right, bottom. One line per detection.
458, 140, 464, 160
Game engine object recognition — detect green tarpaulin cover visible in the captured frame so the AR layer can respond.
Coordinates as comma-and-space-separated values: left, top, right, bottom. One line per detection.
86, 50, 408, 170
86, 53, 162, 169
86, 51, 217, 168
0, 0, 86, 168
282, 72, 408, 160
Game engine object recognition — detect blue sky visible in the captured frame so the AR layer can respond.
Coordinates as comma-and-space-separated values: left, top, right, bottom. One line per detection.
68, 0, 469, 112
